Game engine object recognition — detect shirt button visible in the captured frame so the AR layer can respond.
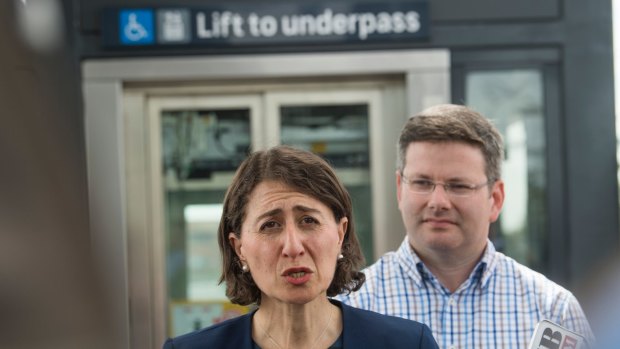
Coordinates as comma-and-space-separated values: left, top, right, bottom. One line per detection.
449, 345, 456, 349
448, 298, 455, 306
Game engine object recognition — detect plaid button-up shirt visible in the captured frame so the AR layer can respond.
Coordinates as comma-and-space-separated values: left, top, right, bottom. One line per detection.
336, 238, 593, 349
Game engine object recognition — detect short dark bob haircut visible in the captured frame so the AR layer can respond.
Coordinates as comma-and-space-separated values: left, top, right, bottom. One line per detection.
217, 145, 365, 305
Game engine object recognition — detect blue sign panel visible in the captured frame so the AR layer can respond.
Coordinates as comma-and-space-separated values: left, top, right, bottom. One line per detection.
103, 1, 429, 50
119, 9, 155, 45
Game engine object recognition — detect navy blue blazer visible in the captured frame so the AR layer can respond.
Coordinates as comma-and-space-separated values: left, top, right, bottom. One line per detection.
163, 300, 438, 348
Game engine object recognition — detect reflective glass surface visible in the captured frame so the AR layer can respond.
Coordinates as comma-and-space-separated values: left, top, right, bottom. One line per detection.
466, 69, 547, 273
161, 108, 251, 336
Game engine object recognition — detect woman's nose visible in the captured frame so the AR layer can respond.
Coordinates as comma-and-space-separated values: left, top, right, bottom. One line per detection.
281, 225, 305, 258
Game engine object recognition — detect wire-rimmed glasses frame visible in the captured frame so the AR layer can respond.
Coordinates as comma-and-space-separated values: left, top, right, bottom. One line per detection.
400, 174, 493, 197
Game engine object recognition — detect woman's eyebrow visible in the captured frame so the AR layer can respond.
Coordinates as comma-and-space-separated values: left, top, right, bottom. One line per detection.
255, 208, 282, 222
293, 205, 322, 215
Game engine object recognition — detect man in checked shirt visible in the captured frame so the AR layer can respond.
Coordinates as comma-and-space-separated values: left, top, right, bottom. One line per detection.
337, 104, 593, 348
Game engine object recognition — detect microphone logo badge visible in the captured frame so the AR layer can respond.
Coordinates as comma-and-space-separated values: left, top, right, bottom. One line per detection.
528, 320, 586, 349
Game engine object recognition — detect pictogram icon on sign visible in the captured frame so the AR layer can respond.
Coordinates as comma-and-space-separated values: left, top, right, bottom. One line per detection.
119, 9, 154, 45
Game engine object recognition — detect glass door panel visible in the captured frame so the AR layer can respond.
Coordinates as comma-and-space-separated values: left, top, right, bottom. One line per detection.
465, 69, 547, 273
280, 105, 370, 168
153, 96, 261, 337
162, 108, 249, 303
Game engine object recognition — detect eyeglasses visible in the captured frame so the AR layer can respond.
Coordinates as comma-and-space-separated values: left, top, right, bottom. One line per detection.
400, 174, 491, 197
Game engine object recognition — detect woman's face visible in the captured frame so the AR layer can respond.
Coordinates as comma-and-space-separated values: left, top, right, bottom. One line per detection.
229, 180, 346, 306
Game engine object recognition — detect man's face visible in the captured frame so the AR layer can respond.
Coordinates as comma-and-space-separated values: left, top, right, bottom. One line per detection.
396, 141, 504, 261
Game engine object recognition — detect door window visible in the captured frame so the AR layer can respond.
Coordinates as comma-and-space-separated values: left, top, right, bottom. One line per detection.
161, 107, 253, 336
466, 69, 547, 272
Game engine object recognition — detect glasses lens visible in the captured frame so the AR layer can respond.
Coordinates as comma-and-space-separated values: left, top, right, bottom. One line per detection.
447, 183, 474, 196
410, 180, 434, 193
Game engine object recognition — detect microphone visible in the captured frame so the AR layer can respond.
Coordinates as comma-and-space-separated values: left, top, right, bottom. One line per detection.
528, 320, 586, 349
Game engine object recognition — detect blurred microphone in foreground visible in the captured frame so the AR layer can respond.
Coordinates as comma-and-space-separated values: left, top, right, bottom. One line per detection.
528, 320, 587, 349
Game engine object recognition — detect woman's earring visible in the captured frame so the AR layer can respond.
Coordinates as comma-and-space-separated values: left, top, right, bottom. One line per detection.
241, 263, 249, 272
338, 253, 344, 260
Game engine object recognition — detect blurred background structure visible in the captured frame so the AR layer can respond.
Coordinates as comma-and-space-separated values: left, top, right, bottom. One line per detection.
0, 0, 113, 348
2, 0, 618, 348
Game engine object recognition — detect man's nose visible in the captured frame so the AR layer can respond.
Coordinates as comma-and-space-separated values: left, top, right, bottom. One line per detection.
427, 184, 452, 210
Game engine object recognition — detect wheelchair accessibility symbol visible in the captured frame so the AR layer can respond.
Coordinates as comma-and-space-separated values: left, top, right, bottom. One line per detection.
119, 10, 154, 45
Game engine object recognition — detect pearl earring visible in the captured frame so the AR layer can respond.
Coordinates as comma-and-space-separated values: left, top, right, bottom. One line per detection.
241, 263, 249, 272
338, 253, 344, 260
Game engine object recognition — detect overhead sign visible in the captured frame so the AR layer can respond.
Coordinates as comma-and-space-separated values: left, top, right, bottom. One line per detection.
102, 2, 429, 49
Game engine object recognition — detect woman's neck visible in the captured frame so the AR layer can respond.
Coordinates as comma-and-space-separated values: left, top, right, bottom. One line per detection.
252, 298, 341, 349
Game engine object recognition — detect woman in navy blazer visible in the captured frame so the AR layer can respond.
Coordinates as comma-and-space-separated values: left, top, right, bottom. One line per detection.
164, 299, 437, 348
163, 146, 438, 349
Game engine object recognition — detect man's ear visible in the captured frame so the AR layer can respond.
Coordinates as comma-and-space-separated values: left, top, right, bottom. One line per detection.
396, 170, 404, 204
489, 180, 505, 223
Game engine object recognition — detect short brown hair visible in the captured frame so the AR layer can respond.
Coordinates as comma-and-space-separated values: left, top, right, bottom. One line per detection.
218, 145, 365, 305
397, 104, 504, 182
